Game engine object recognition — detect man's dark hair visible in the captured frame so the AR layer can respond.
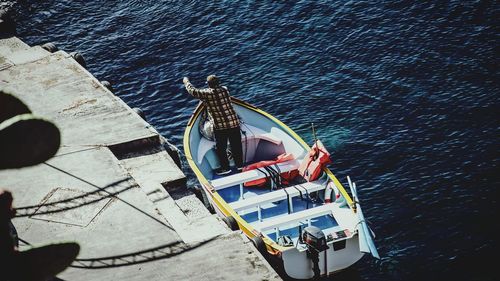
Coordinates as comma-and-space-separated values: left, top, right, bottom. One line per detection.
207, 75, 220, 88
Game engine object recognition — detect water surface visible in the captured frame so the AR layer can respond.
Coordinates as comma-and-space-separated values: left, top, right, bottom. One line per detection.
13, 1, 498, 280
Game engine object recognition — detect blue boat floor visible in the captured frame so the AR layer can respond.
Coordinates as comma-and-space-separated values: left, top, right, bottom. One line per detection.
217, 184, 269, 203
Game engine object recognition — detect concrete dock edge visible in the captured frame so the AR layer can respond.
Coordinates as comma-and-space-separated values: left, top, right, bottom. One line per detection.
0, 36, 281, 281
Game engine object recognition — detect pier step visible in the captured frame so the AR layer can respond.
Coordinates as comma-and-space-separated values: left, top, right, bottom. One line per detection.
118, 146, 226, 244
0, 36, 31, 57
0, 37, 52, 67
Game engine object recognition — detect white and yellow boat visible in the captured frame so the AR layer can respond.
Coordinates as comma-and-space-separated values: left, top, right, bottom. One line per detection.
183, 97, 379, 279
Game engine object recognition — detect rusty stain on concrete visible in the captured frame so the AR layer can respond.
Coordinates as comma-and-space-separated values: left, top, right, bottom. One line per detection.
61, 98, 97, 112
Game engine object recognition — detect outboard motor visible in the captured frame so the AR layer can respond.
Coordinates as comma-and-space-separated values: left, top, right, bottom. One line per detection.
301, 226, 329, 279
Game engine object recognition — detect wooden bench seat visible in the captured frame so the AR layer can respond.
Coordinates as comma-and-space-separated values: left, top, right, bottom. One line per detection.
230, 180, 326, 212
252, 204, 335, 232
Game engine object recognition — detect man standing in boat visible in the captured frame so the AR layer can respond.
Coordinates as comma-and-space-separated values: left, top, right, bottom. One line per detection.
183, 75, 243, 175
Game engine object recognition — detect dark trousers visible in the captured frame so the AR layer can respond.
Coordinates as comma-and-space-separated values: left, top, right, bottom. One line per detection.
214, 127, 243, 170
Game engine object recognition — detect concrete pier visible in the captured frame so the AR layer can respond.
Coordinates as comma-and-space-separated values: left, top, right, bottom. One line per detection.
0, 37, 280, 281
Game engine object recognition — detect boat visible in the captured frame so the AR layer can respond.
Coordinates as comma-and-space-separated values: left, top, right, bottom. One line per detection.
183, 97, 379, 279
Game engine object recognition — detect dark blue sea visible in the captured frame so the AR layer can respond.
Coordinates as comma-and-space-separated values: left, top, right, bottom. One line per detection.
9, 1, 499, 280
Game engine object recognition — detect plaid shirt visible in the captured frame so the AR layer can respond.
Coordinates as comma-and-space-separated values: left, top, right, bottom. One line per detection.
185, 80, 240, 130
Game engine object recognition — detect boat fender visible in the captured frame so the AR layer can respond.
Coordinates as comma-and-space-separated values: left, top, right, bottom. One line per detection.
100, 80, 114, 93
199, 109, 215, 141
325, 182, 347, 206
41, 42, 58, 53
133, 107, 146, 121
251, 236, 268, 258
70, 52, 86, 68
223, 216, 239, 231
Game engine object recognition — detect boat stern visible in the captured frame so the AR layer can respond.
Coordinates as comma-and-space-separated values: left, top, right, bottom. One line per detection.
281, 234, 364, 279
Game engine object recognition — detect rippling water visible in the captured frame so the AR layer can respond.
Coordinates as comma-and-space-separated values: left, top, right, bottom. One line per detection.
11, 1, 499, 280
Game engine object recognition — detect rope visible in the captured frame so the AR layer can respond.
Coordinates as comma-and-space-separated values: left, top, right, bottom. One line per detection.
274, 164, 283, 187
305, 186, 310, 209
263, 166, 276, 190
292, 184, 304, 200
241, 128, 248, 165
264, 165, 283, 190
255, 167, 270, 180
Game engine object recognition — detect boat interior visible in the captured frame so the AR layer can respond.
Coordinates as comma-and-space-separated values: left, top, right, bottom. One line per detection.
189, 103, 351, 246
